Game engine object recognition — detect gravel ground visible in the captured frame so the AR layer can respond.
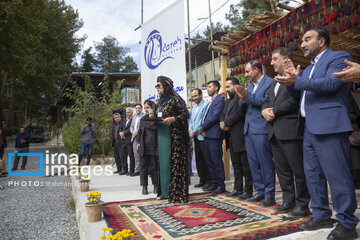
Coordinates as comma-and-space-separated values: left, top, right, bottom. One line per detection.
0, 142, 79, 240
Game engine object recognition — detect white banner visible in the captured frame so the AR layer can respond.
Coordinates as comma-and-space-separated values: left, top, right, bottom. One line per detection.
141, 0, 187, 103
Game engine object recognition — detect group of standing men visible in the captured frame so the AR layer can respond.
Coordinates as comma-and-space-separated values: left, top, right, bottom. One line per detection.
112, 106, 145, 177
189, 27, 358, 240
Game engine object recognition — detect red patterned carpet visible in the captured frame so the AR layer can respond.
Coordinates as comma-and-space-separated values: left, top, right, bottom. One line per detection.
103, 193, 310, 240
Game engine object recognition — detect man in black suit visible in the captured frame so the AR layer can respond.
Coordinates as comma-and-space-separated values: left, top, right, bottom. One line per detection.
220, 77, 253, 199
112, 112, 122, 174
261, 47, 310, 216
119, 108, 135, 175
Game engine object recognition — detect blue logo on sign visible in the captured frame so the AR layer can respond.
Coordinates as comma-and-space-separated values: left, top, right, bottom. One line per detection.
144, 30, 182, 69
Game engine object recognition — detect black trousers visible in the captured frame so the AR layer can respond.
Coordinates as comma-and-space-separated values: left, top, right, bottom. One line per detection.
13, 147, 29, 169
0, 145, 4, 159
113, 142, 122, 171
140, 154, 159, 187
270, 135, 310, 207
194, 138, 211, 184
229, 139, 253, 193
121, 143, 135, 172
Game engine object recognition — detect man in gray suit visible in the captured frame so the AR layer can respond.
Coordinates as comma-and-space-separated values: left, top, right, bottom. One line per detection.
262, 47, 310, 217
130, 104, 145, 176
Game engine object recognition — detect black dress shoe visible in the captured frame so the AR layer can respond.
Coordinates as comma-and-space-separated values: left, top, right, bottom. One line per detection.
202, 183, 212, 190
130, 171, 140, 177
126, 171, 133, 176
114, 170, 120, 174
260, 198, 276, 207
225, 190, 243, 197
11, 168, 17, 171
142, 186, 148, 195
327, 222, 358, 240
274, 203, 295, 213
290, 206, 311, 217
238, 192, 253, 200
194, 182, 205, 188
203, 185, 217, 192
299, 217, 333, 231
21, 167, 25, 170
153, 185, 158, 194
247, 193, 265, 202
212, 187, 226, 196
119, 170, 128, 175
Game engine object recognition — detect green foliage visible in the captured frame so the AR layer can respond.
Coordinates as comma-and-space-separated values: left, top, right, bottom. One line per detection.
93, 35, 138, 73
232, 74, 250, 87
0, 0, 84, 127
81, 47, 97, 72
62, 76, 125, 156
225, 0, 277, 31
3, 127, 19, 137
61, 116, 82, 154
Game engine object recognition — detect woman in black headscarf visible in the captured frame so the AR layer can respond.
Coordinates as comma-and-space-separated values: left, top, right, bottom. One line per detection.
155, 76, 189, 203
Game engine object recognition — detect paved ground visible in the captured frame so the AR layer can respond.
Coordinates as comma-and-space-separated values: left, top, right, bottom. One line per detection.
71, 164, 360, 240
1, 141, 360, 239
0, 141, 79, 240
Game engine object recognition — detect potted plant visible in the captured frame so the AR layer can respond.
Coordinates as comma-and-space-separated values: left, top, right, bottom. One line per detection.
100, 227, 134, 240
79, 175, 90, 192
85, 191, 104, 222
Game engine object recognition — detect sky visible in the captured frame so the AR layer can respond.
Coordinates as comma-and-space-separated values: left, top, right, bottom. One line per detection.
64, 0, 240, 70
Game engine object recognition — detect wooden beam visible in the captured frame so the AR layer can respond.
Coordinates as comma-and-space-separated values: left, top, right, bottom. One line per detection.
221, 36, 237, 44
220, 54, 230, 180
228, 33, 243, 41
249, 19, 268, 28
239, 26, 256, 34
214, 40, 231, 47
209, 45, 228, 54
264, 10, 283, 19
275, 2, 295, 11
234, 30, 249, 37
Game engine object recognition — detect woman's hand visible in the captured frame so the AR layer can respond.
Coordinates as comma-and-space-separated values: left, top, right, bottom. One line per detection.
163, 116, 175, 125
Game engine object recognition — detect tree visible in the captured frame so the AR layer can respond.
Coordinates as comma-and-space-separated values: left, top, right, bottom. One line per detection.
191, 32, 203, 45
203, 22, 227, 39
0, 0, 84, 128
94, 35, 138, 73
81, 47, 97, 72
225, 0, 276, 31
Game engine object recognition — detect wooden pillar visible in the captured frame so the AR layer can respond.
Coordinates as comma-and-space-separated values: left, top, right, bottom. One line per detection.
220, 54, 230, 180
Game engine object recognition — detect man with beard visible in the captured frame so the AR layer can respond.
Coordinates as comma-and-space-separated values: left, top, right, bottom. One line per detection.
235, 60, 275, 207
275, 27, 358, 240
220, 77, 253, 199
189, 88, 211, 189
199, 81, 225, 196
262, 47, 310, 217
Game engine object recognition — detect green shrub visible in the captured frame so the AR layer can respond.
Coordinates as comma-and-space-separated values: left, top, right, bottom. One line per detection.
62, 73, 126, 156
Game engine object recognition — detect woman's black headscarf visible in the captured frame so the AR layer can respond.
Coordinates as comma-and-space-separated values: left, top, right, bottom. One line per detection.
157, 76, 175, 106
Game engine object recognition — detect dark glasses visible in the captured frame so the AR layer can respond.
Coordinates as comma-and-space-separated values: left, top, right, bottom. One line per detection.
155, 84, 162, 88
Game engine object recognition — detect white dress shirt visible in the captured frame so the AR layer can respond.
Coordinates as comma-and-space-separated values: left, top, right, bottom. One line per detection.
300, 49, 328, 117
252, 75, 265, 93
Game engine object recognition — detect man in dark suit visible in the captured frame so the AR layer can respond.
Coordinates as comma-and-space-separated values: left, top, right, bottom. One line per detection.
235, 60, 275, 207
119, 108, 135, 175
199, 80, 225, 196
262, 47, 310, 217
276, 27, 358, 240
220, 77, 252, 199
112, 112, 122, 174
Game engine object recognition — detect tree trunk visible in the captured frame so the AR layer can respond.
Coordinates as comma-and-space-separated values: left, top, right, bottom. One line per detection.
269, 0, 276, 13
